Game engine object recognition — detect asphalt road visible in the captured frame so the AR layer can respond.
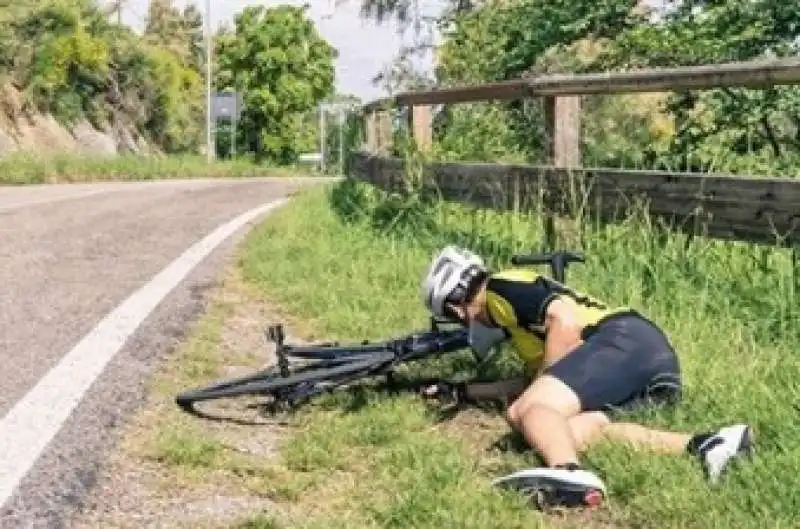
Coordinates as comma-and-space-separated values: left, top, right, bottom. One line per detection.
0, 177, 331, 528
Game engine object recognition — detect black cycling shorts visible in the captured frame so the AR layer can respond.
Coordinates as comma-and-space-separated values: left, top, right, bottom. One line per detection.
544, 312, 682, 415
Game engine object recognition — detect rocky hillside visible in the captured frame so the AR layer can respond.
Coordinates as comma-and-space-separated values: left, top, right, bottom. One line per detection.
0, 0, 205, 160
0, 84, 156, 158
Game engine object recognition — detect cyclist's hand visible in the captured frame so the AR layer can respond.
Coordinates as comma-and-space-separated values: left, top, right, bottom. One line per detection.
421, 381, 449, 398
420, 380, 469, 404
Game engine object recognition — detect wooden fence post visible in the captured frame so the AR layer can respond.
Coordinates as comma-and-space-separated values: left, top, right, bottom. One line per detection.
543, 95, 582, 250
408, 104, 432, 152
375, 110, 393, 155
544, 95, 582, 167
365, 110, 378, 153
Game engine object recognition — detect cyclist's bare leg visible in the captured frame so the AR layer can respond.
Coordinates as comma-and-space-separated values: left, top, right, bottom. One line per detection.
460, 378, 620, 453
568, 412, 691, 454
507, 374, 582, 467
460, 378, 693, 455
567, 412, 609, 450
490, 374, 610, 509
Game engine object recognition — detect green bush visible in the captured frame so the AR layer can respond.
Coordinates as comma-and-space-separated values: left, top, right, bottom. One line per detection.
1, 1, 204, 154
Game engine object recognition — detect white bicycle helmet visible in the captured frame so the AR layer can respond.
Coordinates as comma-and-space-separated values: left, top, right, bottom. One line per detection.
421, 245, 487, 318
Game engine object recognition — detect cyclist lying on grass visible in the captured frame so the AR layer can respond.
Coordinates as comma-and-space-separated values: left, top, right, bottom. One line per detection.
420, 246, 754, 509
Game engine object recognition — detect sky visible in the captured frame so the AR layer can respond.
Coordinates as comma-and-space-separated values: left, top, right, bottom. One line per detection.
119, 0, 444, 104
118, 0, 668, 104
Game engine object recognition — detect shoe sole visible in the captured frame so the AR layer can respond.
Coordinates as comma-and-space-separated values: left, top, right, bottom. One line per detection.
493, 475, 605, 510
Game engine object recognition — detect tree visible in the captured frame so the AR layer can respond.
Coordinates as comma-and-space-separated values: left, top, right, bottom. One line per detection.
0, 0, 206, 153
597, 0, 800, 173
432, 0, 645, 163
144, 0, 181, 51
215, 5, 337, 164
488, 0, 642, 80
180, 5, 204, 72
144, 0, 203, 71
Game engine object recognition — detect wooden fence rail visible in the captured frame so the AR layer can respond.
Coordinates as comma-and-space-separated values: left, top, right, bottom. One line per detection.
362, 57, 800, 110
349, 57, 800, 249
349, 152, 800, 247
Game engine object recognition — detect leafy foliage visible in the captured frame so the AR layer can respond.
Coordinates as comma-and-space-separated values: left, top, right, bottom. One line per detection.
361, 0, 800, 175
144, 0, 205, 72
434, 0, 509, 86
0, 0, 205, 152
491, 0, 642, 80
215, 5, 337, 164
431, 0, 647, 163
598, 0, 800, 173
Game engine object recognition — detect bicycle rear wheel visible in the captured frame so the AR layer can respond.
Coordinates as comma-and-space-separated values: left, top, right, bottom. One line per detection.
176, 351, 395, 411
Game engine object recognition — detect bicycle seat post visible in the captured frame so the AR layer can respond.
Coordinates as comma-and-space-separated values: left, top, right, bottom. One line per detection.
267, 324, 290, 377
552, 253, 565, 283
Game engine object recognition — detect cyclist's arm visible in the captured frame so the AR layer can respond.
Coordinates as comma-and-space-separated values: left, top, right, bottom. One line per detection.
542, 296, 584, 368
462, 376, 529, 402
489, 276, 585, 368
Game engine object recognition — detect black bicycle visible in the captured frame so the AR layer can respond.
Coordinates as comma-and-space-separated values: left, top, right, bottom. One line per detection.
176, 250, 585, 416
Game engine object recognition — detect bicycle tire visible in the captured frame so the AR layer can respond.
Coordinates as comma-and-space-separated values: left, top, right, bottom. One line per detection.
176, 351, 395, 409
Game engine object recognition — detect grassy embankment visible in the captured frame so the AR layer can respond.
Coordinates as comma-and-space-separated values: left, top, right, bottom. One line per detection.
130, 179, 798, 528
0, 153, 308, 184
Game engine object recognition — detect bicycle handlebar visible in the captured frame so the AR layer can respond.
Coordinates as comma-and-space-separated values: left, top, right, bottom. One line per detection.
510, 250, 585, 283
511, 251, 585, 266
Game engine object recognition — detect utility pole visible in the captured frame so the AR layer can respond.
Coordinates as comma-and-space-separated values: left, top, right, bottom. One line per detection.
204, 0, 213, 163
319, 101, 357, 175
107, 0, 124, 25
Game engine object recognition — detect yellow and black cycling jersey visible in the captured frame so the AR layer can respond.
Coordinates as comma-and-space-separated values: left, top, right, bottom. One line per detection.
484, 268, 634, 372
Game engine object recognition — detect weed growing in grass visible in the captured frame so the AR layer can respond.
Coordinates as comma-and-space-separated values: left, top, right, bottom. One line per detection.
238, 181, 799, 528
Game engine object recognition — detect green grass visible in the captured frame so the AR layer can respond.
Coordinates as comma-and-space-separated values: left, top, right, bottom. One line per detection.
233, 513, 285, 529
0, 152, 308, 184
234, 179, 800, 528
152, 429, 229, 469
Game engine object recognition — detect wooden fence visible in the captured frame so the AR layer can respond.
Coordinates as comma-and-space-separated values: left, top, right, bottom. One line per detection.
349, 57, 800, 248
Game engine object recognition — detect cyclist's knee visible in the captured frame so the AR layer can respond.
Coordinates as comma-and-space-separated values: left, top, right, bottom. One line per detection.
506, 399, 522, 428
506, 398, 551, 429
509, 374, 581, 427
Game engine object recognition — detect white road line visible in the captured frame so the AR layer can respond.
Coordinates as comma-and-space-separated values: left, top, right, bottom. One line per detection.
0, 197, 289, 507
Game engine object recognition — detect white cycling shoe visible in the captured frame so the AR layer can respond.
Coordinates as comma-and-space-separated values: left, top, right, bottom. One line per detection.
696, 423, 754, 483
492, 464, 606, 510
